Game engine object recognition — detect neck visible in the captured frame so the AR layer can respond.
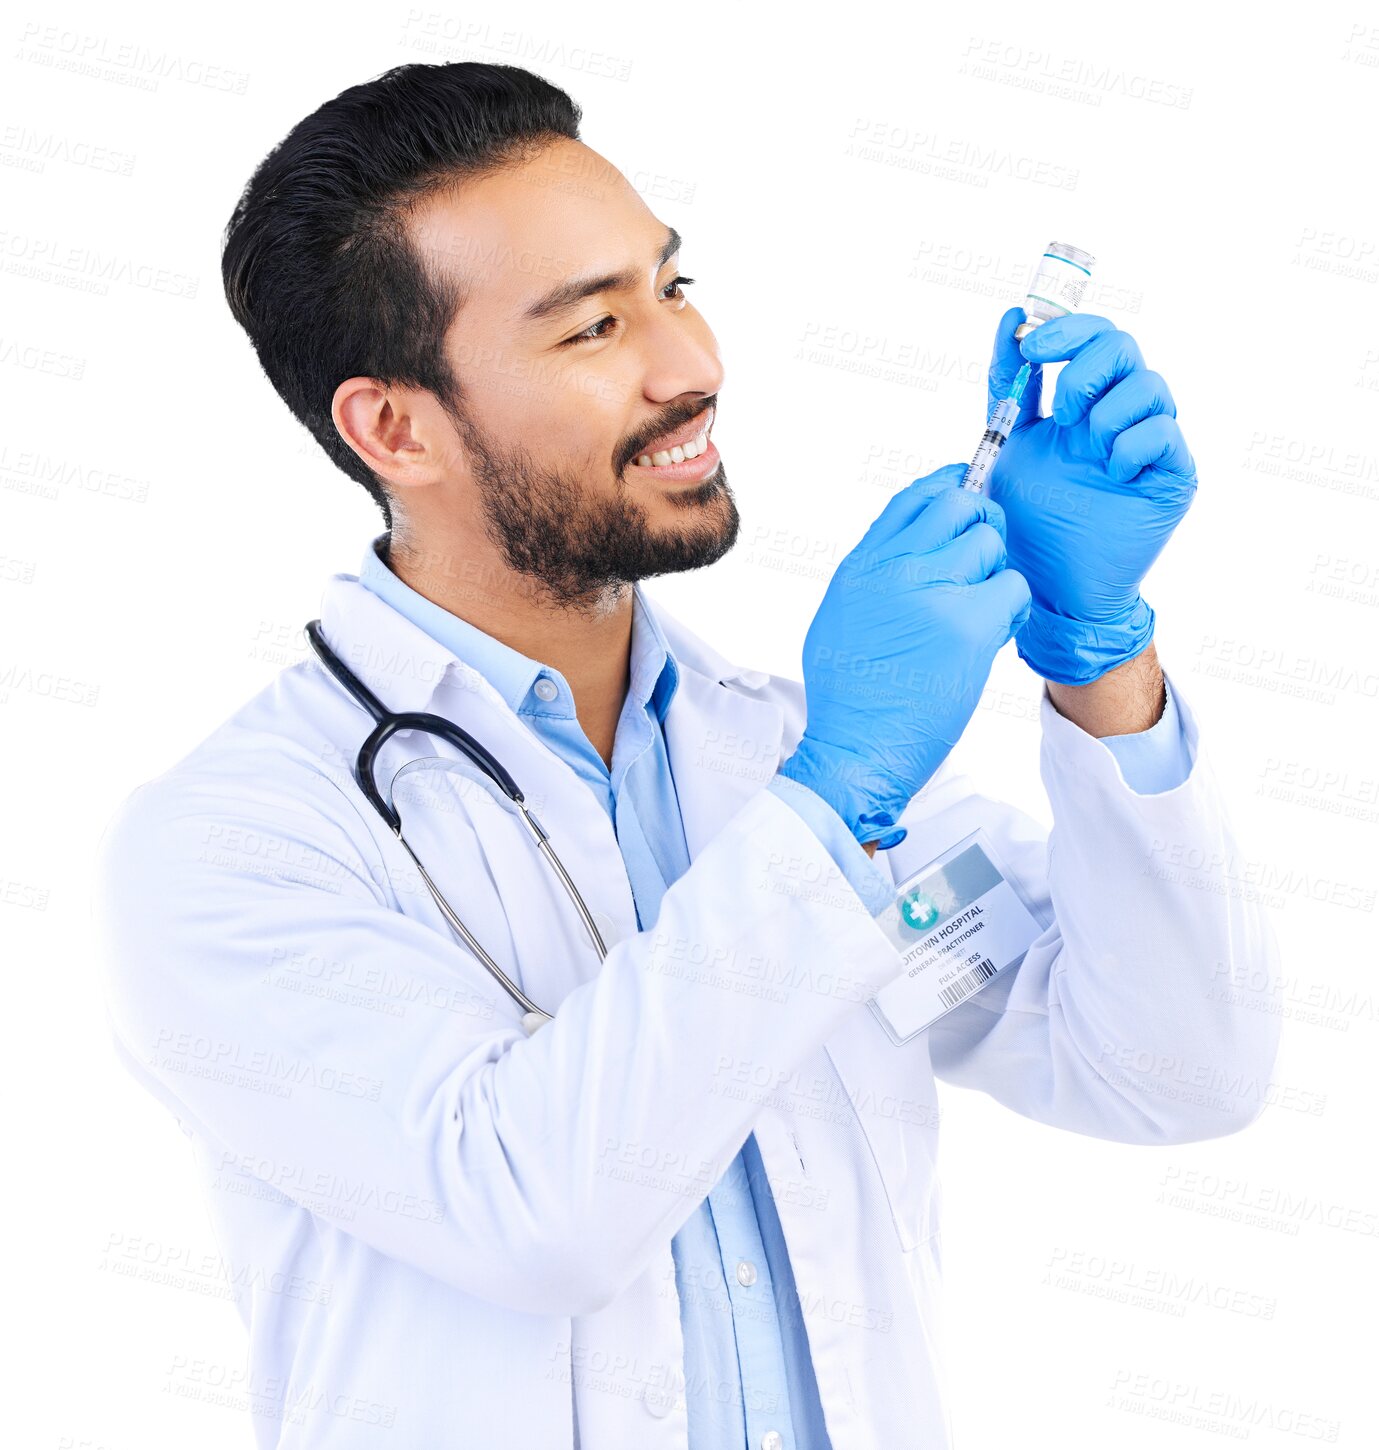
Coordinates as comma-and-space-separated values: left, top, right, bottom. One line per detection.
383, 532, 633, 769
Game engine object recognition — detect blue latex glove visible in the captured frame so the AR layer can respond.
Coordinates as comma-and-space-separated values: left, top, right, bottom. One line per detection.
778, 464, 1031, 849
986, 307, 1199, 685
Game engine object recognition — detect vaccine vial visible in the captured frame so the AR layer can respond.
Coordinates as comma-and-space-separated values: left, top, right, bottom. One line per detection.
1014, 242, 1096, 340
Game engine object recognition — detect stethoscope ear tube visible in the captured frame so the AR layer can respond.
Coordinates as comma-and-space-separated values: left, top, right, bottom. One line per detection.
306, 620, 389, 720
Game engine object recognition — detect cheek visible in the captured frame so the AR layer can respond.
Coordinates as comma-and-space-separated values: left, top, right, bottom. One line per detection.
473, 367, 600, 457
530, 367, 632, 472
559, 404, 622, 473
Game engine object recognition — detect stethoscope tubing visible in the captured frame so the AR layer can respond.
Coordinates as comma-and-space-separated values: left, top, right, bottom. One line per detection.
304, 620, 609, 1034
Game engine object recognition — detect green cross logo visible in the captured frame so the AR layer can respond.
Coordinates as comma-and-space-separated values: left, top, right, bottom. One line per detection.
900, 889, 941, 932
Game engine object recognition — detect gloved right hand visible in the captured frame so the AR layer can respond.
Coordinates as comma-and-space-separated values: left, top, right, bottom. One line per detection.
777, 463, 1032, 850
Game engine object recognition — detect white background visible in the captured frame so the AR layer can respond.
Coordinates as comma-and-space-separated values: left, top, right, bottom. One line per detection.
4, 1, 1377, 1445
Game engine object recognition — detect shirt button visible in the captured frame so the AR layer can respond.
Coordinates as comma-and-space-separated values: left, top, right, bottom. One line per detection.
760, 1432, 784, 1450
644, 1385, 674, 1418
533, 678, 558, 702
736, 1260, 758, 1287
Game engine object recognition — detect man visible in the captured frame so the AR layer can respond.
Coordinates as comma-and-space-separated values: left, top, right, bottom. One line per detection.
95, 61, 1281, 1449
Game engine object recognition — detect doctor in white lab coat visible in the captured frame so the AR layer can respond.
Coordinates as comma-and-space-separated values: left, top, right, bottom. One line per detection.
96, 564, 1281, 1448
94, 62, 1281, 1450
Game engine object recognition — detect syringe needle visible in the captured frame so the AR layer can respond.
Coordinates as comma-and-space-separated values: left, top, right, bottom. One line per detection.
961, 362, 1032, 495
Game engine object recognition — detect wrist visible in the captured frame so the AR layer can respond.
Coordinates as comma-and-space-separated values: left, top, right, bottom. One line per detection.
777, 737, 908, 851
1045, 640, 1165, 736
1016, 595, 1156, 687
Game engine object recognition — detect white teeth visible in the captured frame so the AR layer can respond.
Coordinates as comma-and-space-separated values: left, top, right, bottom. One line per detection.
637, 429, 710, 469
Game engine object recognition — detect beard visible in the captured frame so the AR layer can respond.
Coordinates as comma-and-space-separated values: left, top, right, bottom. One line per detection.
446, 402, 740, 612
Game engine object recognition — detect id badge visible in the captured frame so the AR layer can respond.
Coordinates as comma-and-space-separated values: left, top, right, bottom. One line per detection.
867, 827, 1045, 1046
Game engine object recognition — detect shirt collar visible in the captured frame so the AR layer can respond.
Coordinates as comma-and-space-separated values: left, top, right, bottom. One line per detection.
358, 534, 680, 724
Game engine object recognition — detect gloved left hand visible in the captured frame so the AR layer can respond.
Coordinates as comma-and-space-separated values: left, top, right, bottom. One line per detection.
985, 307, 1199, 685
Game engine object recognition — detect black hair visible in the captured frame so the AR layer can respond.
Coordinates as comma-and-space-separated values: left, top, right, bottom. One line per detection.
221, 63, 582, 529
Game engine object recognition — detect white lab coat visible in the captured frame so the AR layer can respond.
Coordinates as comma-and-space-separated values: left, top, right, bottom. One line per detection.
94, 568, 1282, 1449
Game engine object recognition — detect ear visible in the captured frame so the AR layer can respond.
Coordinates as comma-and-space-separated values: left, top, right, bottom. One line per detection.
332, 378, 453, 486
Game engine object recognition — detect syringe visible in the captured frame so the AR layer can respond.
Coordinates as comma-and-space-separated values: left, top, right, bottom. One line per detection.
960, 362, 1032, 495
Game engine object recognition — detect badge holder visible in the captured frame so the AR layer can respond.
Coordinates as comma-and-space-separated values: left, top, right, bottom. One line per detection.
867, 827, 1048, 1046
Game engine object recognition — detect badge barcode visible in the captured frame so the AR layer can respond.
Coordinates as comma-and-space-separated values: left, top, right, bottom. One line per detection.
938, 958, 998, 1008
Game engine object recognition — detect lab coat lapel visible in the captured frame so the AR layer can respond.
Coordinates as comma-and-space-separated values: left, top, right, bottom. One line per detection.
661, 663, 786, 861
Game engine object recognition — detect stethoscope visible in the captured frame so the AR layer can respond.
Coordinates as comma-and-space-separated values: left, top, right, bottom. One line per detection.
305, 619, 609, 1036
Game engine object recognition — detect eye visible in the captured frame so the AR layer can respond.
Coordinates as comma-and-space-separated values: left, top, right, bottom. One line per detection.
560, 277, 698, 347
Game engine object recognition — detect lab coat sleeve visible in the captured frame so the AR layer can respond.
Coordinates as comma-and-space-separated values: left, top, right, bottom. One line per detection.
764, 679, 1192, 915
766, 772, 897, 917
93, 746, 906, 1319
1097, 672, 1194, 793
912, 668, 1283, 1144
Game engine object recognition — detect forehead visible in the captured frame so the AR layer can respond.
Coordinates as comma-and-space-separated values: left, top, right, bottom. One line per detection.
407, 138, 663, 324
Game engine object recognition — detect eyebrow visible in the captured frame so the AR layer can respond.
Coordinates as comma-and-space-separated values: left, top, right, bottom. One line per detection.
521, 227, 682, 324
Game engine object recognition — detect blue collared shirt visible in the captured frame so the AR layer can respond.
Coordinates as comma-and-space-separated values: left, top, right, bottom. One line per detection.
358, 535, 1192, 1447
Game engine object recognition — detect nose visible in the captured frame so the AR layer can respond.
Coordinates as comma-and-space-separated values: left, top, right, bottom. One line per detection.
639, 301, 724, 407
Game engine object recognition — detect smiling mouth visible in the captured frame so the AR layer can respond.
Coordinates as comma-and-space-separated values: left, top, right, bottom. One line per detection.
633, 409, 714, 469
